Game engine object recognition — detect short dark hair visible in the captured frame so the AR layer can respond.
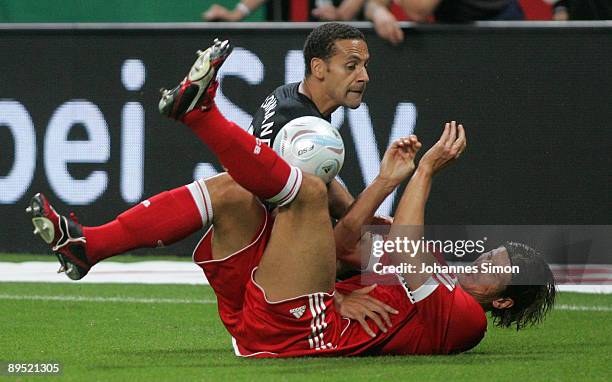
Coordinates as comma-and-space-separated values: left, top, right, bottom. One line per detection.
303, 23, 365, 76
491, 242, 556, 330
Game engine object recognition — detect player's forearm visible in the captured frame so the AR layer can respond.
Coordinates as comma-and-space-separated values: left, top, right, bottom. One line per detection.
334, 177, 396, 261
327, 179, 355, 220
391, 167, 431, 227
388, 167, 435, 289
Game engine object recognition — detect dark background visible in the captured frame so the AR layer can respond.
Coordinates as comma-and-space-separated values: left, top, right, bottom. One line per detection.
1, 25, 610, 257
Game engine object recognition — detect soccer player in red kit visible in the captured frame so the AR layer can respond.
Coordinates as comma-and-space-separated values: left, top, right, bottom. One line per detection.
28, 35, 555, 356
164, 51, 553, 356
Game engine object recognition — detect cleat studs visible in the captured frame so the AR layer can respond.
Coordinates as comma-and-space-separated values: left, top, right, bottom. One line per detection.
57, 265, 66, 274
32, 217, 55, 244
159, 87, 167, 95
26, 206, 32, 213
196, 49, 203, 55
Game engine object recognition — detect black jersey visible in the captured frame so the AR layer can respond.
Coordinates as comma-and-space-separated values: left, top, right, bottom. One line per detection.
249, 82, 331, 148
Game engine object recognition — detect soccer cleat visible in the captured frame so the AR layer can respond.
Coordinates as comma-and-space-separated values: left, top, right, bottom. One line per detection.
159, 38, 232, 120
27, 193, 91, 280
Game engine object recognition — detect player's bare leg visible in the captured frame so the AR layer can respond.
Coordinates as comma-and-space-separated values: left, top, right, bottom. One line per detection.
160, 40, 337, 300
204, 174, 265, 260
254, 174, 337, 301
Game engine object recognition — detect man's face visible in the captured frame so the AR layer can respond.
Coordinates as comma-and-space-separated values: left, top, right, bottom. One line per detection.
458, 247, 513, 301
322, 39, 370, 109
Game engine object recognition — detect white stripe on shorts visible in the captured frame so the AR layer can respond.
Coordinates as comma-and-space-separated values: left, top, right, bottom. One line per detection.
308, 294, 321, 350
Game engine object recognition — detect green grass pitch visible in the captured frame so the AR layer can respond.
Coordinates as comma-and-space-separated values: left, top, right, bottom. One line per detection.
1, 279, 611, 380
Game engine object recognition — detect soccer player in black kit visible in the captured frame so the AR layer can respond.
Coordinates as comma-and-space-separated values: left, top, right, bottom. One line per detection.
247, 22, 369, 216
249, 22, 368, 149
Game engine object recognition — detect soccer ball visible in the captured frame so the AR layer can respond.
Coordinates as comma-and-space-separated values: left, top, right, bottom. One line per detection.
273, 116, 345, 184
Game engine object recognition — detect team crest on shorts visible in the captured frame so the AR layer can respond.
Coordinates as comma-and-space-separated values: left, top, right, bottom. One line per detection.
289, 305, 306, 319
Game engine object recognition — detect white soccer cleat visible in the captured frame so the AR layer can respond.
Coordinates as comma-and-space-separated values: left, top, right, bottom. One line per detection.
158, 38, 233, 120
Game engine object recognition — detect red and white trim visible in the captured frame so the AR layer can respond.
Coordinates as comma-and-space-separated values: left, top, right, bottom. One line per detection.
231, 336, 278, 358
434, 272, 457, 292
307, 293, 332, 350
186, 178, 214, 227
266, 166, 303, 207
396, 272, 456, 303
192, 203, 268, 265
249, 268, 335, 305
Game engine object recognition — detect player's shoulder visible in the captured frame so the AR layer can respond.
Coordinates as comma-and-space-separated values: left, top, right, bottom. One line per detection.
454, 285, 487, 325
445, 285, 487, 353
251, 82, 327, 144
272, 82, 300, 100
270, 82, 323, 119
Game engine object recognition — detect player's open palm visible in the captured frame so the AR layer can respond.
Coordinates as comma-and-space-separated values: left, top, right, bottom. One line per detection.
336, 284, 399, 337
419, 121, 466, 174
379, 135, 421, 186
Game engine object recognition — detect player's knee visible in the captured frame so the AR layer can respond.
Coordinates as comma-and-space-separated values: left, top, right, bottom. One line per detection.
295, 174, 328, 207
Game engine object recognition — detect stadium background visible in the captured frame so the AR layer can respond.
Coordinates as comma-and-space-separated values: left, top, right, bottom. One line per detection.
1, 24, 610, 260
0, 5, 611, 380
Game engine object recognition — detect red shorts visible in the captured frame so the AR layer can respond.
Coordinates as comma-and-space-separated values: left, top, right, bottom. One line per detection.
193, 208, 344, 357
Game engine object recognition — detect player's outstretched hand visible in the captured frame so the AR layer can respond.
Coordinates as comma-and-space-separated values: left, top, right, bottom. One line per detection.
419, 121, 466, 175
336, 284, 399, 337
378, 135, 422, 187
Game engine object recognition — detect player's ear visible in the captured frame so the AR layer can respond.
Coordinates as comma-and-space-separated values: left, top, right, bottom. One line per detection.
492, 297, 514, 310
311, 58, 326, 80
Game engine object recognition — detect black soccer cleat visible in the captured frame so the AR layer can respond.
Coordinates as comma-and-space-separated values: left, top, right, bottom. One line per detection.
159, 38, 233, 120
27, 193, 91, 280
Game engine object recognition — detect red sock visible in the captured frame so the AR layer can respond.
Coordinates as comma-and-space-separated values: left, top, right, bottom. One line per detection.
84, 185, 205, 263
183, 105, 301, 205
